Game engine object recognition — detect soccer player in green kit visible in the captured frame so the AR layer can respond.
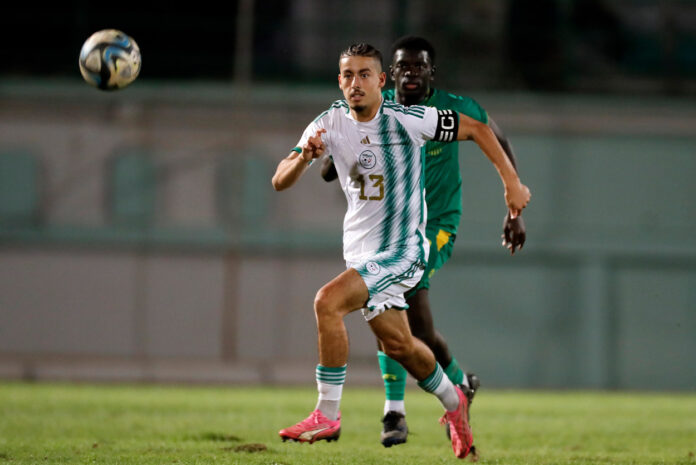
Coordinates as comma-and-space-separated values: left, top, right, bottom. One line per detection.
321, 36, 527, 448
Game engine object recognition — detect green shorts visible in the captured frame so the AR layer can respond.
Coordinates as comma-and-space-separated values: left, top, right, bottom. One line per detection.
405, 226, 456, 299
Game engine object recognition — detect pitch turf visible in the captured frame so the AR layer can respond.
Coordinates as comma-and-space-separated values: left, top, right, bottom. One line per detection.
0, 382, 694, 464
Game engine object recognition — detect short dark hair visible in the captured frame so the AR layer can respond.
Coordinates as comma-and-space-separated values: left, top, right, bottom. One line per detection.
390, 36, 436, 64
339, 43, 383, 70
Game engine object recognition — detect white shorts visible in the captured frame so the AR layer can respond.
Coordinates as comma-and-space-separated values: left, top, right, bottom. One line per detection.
347, 249, 427, 321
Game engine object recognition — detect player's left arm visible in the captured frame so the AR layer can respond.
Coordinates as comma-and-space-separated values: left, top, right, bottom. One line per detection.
489, 117, 526, 254
433, 110, 531, 217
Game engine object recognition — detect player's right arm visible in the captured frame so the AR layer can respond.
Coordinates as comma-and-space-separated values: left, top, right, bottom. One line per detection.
272, 129, 326, 191
438, 110, 531, 216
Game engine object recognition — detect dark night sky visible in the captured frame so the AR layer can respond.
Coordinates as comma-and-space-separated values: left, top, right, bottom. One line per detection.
0, 3, 294, 80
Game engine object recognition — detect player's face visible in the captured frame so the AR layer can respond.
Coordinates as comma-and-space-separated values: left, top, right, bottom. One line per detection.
338, 55, 386, 118
390, 49, 435, 105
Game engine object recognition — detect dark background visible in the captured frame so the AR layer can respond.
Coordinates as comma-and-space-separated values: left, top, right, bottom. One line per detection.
2, 0, 695, 93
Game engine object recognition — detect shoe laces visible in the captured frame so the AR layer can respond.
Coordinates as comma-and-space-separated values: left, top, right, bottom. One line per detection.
298, 410, 325, 427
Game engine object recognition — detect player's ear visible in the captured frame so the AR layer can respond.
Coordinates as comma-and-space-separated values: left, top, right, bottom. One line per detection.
337, 73, 342, 88
431, 66, 436, 80
389, 65, 396, 82
379, 71, 386, 88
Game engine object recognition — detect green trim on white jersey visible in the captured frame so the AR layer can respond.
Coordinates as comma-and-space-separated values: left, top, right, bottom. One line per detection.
296, 98, 436, 263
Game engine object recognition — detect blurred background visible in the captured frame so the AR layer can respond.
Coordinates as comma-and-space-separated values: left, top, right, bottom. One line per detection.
0, 0, 695, 390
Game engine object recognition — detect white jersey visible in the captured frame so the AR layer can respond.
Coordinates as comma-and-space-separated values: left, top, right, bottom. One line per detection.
296, 98, 444, 263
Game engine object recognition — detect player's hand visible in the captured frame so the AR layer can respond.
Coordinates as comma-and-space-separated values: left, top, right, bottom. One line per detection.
504, 181, 531, 218
502, 212, 526, 255
302, 129, 326, 162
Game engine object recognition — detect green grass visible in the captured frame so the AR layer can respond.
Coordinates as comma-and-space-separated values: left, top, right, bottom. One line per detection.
0, 382, 695, 464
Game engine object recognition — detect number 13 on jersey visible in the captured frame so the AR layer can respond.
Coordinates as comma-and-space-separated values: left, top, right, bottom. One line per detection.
359, 174, 384, 201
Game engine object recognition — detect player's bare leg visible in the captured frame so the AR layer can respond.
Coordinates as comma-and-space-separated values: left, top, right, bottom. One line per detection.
279, 269, 474, 457
279, 269, 367, 443
377, 289, 480, 448
314, 269, 369, 367
408, 289, 480, 452
370, 308, 474, 458
406, 289, 451, 364
369, 309, 436, 380
407, 289, 480, 397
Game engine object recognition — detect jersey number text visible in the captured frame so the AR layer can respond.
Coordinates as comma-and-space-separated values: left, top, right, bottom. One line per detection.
359, 174, 384, 201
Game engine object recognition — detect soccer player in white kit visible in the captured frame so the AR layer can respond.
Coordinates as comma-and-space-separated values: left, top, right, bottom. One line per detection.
272, 43, 530, 459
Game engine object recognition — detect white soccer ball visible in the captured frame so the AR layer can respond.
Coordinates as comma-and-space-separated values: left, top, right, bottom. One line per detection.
79, 29, 141, 91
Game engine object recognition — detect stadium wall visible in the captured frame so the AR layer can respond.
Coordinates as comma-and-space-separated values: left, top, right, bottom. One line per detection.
0, 81, 695, 390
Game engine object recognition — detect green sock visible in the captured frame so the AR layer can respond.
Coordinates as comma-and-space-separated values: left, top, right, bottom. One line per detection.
377, 351, 407, 401
444, 358, 465, 386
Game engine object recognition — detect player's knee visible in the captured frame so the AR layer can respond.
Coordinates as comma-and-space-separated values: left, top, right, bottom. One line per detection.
381, 336, 413, 363
314, 287, 340, 321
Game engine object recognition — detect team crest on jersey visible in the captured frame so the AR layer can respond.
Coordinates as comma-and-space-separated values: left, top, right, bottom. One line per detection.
365, 262, 381, 275
359, 150, 377, 169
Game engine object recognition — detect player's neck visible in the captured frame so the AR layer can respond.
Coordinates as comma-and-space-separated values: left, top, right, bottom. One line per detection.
350, 97, 382, 122
396, 88, 432, 106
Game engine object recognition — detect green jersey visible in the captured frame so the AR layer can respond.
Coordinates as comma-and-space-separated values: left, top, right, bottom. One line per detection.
383, 88, 488, 234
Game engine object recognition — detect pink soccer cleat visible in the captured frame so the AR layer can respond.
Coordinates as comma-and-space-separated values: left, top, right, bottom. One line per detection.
440, 386, 474, 459
279, 409, 341, 443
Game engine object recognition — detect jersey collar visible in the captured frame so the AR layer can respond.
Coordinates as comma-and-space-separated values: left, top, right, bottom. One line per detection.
344, 96, 385, 123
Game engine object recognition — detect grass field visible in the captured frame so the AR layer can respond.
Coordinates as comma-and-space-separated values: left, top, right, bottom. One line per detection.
0, 382, 694, 464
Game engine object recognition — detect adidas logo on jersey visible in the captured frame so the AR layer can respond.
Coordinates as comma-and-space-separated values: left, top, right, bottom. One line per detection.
360, 135, 371, 145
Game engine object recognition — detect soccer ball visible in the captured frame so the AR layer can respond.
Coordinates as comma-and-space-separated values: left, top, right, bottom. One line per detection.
79, 29, 141, 91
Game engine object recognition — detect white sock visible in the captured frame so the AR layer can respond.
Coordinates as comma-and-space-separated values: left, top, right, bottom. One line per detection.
384, 400, 406, 416
418, 363, 460, 412
315, 364, 346, 421
315, 381, 342, 421
433, 377, 460, 412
